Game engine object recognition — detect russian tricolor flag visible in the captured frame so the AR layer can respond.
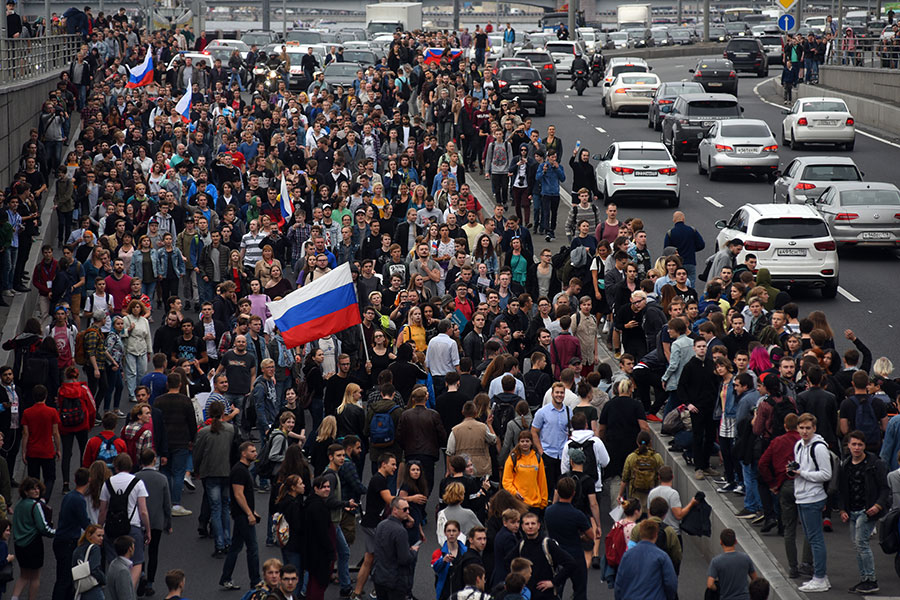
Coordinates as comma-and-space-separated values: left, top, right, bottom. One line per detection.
175, 83, 192, 123
270, 262, 361, 348
126, 46, 154, 88
423, 47, 463, 65
280, 173, 293, 222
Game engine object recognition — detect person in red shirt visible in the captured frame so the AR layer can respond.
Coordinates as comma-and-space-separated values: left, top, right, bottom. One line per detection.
57, 367, 97, 492
21, 384, 62, 499
122, 277, 151, 318
104, 258, 133, 313
81, 411, 129, 468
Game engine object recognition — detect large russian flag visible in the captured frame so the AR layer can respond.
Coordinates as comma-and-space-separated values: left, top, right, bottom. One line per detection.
424, 47, 463, 65
175, 84, 192, 123
269, 262, 361, 348
126, 46, 154, 88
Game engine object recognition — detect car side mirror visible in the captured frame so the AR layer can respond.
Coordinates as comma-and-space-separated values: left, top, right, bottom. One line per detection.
715, 219, 727, 229
648, 66, 653, 71
603, 81, 611, 86
592, 153, 602, 160
689, 68, 695, 73
740, 106, 745, 112
773, 170, 782, 178
781, 109, 789, 115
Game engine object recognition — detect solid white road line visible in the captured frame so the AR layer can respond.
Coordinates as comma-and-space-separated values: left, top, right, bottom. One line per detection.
595, 126, 606, 134
704, 196, 723, 208
837, 286, 861, 303
752, 77, 900, 150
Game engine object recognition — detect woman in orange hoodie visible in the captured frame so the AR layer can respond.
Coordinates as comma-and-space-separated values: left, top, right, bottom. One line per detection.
502, 429, 548, 513
57, 366, 96, 492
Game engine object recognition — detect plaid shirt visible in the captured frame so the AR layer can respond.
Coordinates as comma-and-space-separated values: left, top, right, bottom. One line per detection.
287, 223, 311, 266
84, 328, 106, 368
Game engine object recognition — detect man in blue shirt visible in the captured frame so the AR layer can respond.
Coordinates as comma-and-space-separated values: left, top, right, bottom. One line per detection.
615, 519, 678, 600
532, 382, 571, 492
51, 467, 91, 600
662, 211, 705, 284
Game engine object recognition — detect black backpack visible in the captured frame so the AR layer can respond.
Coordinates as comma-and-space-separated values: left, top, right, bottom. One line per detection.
569, 437, 599, 484
105, 478, 139, 539
491, 396, 519, 441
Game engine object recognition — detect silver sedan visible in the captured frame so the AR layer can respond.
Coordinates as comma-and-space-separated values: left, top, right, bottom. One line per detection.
697, 119, 780, 181
814, 181, 900, 247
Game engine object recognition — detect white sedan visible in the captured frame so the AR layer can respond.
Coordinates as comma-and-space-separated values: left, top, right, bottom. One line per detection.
594, 141, 680, 207
604, 72, 660, 116
782, 97, 856, 151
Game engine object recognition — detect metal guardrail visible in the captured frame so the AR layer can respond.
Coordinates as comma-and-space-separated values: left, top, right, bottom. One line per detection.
0, 35, 82, 85
829, 36, 900, 69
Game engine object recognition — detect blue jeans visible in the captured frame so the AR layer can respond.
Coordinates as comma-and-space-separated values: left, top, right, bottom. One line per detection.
663, 390, 680, 417
335, 524, 351, 589
532, 193, 543, 228
199, 279, 216, 305
220, 513, 260, 587
475, 47, 485, 66
741, 462, 762, 511
849, 509, 877, 581
104, 365, 124, 412
683, 263, 697, 287
1, 248, 16, 291
204, 476, 232, 551
163, 448, 191, 505
228, 71, 245, 91
223, 392, 249, 435
798, 499, 827, 578
124, 353, 148, 402
141, 281, 156, 303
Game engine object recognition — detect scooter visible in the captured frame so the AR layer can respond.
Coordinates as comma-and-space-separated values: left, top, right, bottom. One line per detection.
590, 53, 604, 86
573, 69, 588, 96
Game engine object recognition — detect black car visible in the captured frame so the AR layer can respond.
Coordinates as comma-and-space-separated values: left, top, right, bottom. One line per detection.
497, 67, 547, 116
708, 25, 729, 42
724, 38, 768, 77
660, 93, 743, 159
689, 58, 738, 95
670, 29, 695, 45
514, 50, 557, 93
648, 81, 705, 131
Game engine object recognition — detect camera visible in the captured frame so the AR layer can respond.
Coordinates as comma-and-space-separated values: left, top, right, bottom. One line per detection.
786, 460, 799, 476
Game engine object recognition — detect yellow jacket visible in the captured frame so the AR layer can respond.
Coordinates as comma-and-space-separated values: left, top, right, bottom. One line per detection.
502, 450, 548, 509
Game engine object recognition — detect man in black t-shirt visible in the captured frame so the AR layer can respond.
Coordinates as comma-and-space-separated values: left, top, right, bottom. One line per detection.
220, 441, 261, 590
436, 371, 468, 433
216, 336, 258, 433
353, 453, 399, 600
473, 26, 488, 66
172, 320, 207, 376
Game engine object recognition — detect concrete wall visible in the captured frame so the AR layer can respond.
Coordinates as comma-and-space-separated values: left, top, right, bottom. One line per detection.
797, 81, 900, 138
0, 71, 64, 187
818, 65, 900, 105
606, 42, 726, 60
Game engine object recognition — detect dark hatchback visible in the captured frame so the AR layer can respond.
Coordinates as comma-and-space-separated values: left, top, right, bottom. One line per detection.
514, 50, 558, 93
661, 93, 743, 159
690, 58, 738, 95
648, 80, 705, 130
497, 67, 547, 116
724, 38, 769, 76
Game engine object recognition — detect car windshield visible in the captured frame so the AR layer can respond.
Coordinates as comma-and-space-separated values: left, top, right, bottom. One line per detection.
286, 31, 323, 43
686, 101, 740, 116
664, 82, 703, 94
759, 36, 783, 45
546, 43, 574, 53
698, 60, 732, 68
325, 63, 360, 77
840, 189, 900, 206
342, 50, 376, 64
610, 32, 629, 40
621, 75, 657, 85
800, 165, 861, 181
517, 52, 550, 64
581, 32, 596, 41
612, 65, 648, 76
671, 31, 691, 38
728, 40, 759, 50
725, 23, 747, 32
618, 148, 671, 160
752, 218, 829, 239
242, 33, 272, 46
720, 123, 771, 137
801, 101, 848, 112
710, 26, 727, 35
501, 68, 538, 82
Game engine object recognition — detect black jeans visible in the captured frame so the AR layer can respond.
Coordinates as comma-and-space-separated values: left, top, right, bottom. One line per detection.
86, 367, 108, 412
27, 456, 56, 498
634, 367, 665, 414
1, 427, 21, 473
51, 537, 78, 600
61, 429, 88, 485
146, 528, 162, 584
491, 173, 509, 206
543, 455, 562, 493
159, 277, 179, 305
57, 209, 74, 247
220, 513, 260, 587
718, 435, 737, 484
690, 410, 716, 471
541, 194, 561, 235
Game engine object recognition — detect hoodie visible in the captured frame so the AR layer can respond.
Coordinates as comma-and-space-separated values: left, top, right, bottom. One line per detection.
56, 381, 97, 434
755, 269, 781, 311
502, 449, 548, 509
793, 433, 832, 504
561, 429, 611, 490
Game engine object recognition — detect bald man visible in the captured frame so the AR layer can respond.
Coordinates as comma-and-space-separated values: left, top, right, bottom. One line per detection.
663, 211, 705, 284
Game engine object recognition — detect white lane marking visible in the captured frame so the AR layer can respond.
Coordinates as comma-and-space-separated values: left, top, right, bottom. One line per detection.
752, 77, 900, 150
564, 95, 570, 98
595, 126, 606, 133
704, 196, 723, 208
674, 64, 684, 68
566, 104, 574, 109
577, 114, 586, 119
837, 286, 861, 303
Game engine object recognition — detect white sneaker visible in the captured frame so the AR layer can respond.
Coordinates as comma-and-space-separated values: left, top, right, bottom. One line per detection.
601, 320, 610, 334
171, 505, 193, 517
798, 577, 829, 592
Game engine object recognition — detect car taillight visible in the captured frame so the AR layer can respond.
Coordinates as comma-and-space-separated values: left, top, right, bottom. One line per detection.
715, 144, 733, 152
723, 51, 728, 58
611, 166, 635, 174
694, 70, 702, 77
834, 212, 859, 221
795, 182, 816, 190
763, 145, 778, 152
658, 167, 677, 175
678, 118, 690, 125
542, 64, 553, 69
797, 117, 808, 126
846, 117, 855, 125
614, 88, 627, 94
498, 80, 508, 88
894, 213, 900, 220
659, 99, 673, 104
814, 240, 836, 251
728, 71, 736, 77
744, 241, 770, 251
533, 81, 543, 88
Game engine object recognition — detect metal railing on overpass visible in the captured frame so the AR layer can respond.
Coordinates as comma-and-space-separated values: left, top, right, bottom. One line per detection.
0, 35, 82, 85
829, 36, 900, 69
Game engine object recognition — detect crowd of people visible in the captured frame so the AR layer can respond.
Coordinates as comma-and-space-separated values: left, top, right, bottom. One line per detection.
2, 7, 900, 600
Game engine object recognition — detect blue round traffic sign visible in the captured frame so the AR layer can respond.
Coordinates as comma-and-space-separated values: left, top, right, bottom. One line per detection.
778, 13, 796, 32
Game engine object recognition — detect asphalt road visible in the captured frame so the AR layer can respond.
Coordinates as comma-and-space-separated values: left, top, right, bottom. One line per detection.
524, 55, 900, 361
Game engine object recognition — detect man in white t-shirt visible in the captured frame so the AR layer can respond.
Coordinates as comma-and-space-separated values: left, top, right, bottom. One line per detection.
647, 465, 698, 537
99, 453, 152, 589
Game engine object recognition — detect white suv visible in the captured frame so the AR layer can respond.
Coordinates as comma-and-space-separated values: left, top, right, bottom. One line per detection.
715, 204, 839, 298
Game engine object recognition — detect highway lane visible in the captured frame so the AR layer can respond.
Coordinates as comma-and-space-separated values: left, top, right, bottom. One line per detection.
525, 55, 900, 359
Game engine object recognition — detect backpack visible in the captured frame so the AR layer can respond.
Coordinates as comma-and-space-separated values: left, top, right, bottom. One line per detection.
570, 245, 591, 269
238, 585, 271, 600
631, 451, 658, 493
20, 356, 49, 388
58, 388, 86, 428
524, 370, 549, 410
369, 408, 397, 448
851, 394, 882, 447
808, 440, 840, 497
654, 521, 672, 554
879, 507, 900, 554
551, 246, 571, 283
766, 396, 797, 439
490, 396, 518, 441
569, 438, 599, 482
73, 328, 94, 366
604, 521, 627, 568
104, 478, 138, 539
256, 428, 285, 479
94, 435, 120, 469
272, 511, 290, 548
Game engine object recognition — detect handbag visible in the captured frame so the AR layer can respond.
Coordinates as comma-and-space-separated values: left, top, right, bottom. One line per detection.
72, 544, 99, 594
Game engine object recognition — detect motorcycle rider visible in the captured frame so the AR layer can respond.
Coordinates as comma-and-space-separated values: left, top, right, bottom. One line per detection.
570, 52, 589, 89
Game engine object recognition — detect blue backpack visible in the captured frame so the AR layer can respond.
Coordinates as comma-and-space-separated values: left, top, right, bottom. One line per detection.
95, 435, 119, 469
851, 394, 882, 446
369, 409, 396, 448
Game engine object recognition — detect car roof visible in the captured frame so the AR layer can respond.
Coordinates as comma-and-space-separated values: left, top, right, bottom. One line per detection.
720, 118, 768, 126
614, 141, 668, 150
791, 155, 859, 165
696, 56, 731, 63
796, 97, 849, 104
614, 72, 659, 80
819, 181, 899, 192
678, 93, 739, 101
607, 57, 648, 65
741, 204, 822, 218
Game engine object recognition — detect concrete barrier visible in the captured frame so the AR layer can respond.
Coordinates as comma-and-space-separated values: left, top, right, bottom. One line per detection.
605, 42, 726, 61
796, 81, 900, 139
817, 65, 900, 105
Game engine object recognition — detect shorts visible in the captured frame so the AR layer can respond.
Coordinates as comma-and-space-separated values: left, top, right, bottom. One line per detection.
104, 526, 145, 565
361, 526, 377, 554
16, 535, 44, 570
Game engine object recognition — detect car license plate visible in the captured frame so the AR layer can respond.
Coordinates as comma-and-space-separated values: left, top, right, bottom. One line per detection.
632, 91, 652, 97
737, 147, 759, 154
635, 170, 657, 177
735, 52, 750, 57
816, 120, 839, 126
861, 232, 891, 240
511, 85, 529, 92
776, 248, 807, 256
708, 82, 723, 87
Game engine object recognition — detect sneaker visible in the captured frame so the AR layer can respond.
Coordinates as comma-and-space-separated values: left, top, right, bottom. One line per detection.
858, 580, 878, 593
340, 589, 352, 598
115, 410, 126, 418
798, 578, 830, 593
716, 483, 736, 493
823, 518, 833, 532
183, 474, 196, 491
751, 513, 766, 524
788, 567, 800, 579
601, 320, 610, 334
349, 594, 363, 600
171, 505, 192, 517
848, 581, 863, 593
735, 509, 757, 519
712, 477, 729, 485
646, 414, 662, 422
14, 285, 30, 293
693, 470, 705, 480
761, 518, 778, 533
144, 585, 155, 597
256, 484, 270, 493
545, 234, 552, 242
733, 484, 745, 495
62, 482, 70, 493
220, 581, 240, 591
798, 563, 814, 576
591, 555, 601, 570
212, 549, 227, 558
703, 468, 721, 477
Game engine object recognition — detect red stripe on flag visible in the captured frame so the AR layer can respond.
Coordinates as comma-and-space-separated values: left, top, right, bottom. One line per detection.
280, 303, 361, 349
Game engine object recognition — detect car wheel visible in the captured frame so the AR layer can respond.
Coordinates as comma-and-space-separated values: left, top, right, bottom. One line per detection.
707, 159, 717, 181
647, 114, 654, 128
697, 153, 706, 174
536, 105, 546, 117
781, 127, 789, 148
668, 195, 680, 208
757, 68, 767, 78
821, 282, 838, 299
844, 139, 855, 151
791, 129, 802, 150
548, 83, 557, 94
766, 171, 778, 183
654, 116, 662, 132
670, 138, 683, 160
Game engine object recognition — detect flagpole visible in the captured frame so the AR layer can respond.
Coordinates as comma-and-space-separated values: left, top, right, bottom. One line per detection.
353, 281, 370, 364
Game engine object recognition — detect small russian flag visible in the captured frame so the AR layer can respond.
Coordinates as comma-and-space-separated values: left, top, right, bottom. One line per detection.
126, 45, 154, 88
423, 47, 462, 65
280, 173, 293, 222
175, 83, 192, 123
